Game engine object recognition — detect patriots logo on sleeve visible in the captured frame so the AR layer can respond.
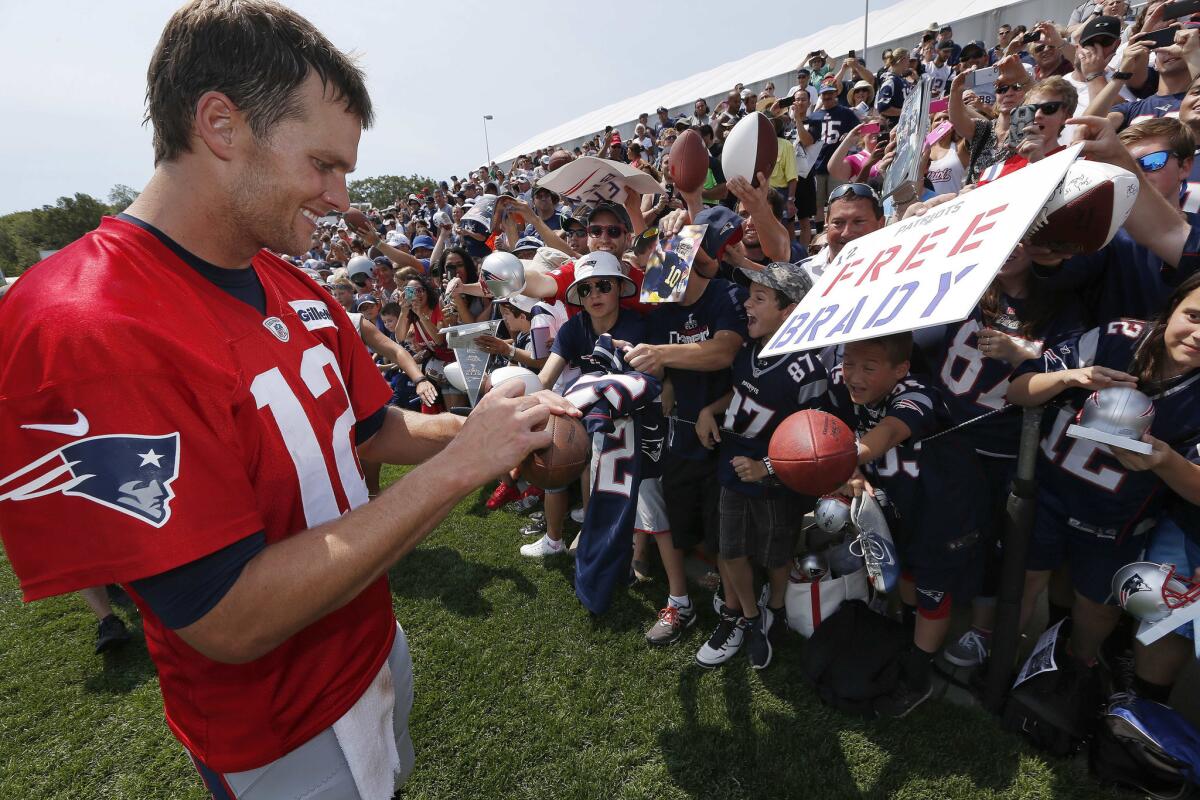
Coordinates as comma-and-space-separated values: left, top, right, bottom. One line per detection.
0, 433, 181, 527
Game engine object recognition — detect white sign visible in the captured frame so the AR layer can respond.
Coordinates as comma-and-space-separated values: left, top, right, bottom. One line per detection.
445, 320, 502, 406
537, 156, 664, 205
761, 145, 1082, 358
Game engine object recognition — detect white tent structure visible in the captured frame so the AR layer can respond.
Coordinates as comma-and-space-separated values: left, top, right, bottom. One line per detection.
495, 0, 1081, 164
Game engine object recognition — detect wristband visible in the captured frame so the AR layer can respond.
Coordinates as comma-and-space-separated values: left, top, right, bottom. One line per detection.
762, 457, 775, 477
1112, 71, 1132, 81
509, 343, 517, 358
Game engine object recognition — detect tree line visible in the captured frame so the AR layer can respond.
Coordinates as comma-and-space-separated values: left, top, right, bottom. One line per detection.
0, 174, 437, 278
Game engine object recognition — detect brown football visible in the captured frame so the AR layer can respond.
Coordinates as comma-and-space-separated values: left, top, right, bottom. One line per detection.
343, 208, 371, 234
519, 414, 590, 490
548, 149, 573, 172
669, 129, 710, 192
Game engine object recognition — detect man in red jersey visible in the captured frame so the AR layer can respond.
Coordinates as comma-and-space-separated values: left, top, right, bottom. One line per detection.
0, 2, 572, 798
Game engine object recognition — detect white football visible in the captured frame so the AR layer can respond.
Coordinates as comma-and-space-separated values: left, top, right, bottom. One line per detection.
488, 365, 542, 396
721, 112, 778, 187
1025, 159, 1138, 254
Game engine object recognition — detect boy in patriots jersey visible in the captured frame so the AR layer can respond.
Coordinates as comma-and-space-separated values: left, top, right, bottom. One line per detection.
694, 263, 827, 671
1008, 276, 1200, 676
827, 332, 988, 717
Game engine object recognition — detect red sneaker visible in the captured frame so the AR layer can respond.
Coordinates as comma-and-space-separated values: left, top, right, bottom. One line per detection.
486, 481, 521, 510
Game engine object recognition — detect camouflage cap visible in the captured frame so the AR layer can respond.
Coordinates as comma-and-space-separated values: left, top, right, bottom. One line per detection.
741, 261, 813, 304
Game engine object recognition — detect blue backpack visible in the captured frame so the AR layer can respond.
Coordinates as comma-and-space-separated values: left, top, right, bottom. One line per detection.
1090, 696, 1200, 799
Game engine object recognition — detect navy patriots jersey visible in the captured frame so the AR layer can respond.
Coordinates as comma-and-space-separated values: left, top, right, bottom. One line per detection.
1039, 219, 1200, 328
825, 368, 985, 536
923, 294, 1082, 457
1013, 320, 1200, 537
1113, 92, 1184, 131
719, 343, 829, 497
645, 279, 748, 461
564, 341, 662, 615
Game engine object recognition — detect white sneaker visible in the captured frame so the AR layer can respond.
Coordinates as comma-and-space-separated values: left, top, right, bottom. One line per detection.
695, 608, 746, 668
570, 506, 586, 524
943, 628, 991, 668
520, 534, 566, 558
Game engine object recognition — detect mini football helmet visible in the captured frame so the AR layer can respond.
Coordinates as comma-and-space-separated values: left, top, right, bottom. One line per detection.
815, 495, 852, 533
480, 251, 526, 300
1113, 561, 1200, 623
346, 254, 374, 281
1073, 386, 1155, 442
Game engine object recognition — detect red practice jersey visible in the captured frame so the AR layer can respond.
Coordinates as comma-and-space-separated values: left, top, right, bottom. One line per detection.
0, 217, 396, 771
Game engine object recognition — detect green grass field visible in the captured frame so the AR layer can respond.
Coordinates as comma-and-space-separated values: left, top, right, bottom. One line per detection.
0, 465, 1125, 799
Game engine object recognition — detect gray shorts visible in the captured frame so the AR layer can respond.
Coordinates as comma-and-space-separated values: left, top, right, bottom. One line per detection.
719, 487, 805, 569
195, 625, 415, 799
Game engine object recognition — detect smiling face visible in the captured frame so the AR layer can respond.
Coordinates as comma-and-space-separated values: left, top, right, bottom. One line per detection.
585, 209, 630, 255
825, 196, 883, 256
1128, 136, 1192, 202
840, 341, 909, 406
744, 283, 794, 340
228, 72, 361, 259
1163, 286, 1200, 376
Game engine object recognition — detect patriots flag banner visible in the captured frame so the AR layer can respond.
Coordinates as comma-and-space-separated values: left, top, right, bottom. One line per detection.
564, 335, 661, 615
0, 433, 181, 528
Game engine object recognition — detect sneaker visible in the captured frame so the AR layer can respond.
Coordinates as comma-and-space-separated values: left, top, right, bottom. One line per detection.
570, 506, 586, 524
515, 494, 542, 512
519, 516, 546, 537
695, 606, 745, 668
943, 629, 991, 668
766, 605, 789, 644
486, 481, 521, 510
746, 609, 774, 670
95, 614, 131, 654
874, 676, 933, 718
645, 603, 697, 647
520, 534, 565, 558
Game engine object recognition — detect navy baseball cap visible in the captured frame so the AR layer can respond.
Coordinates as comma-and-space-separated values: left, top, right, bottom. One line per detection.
695, 205, 744, 260
960, 39, 987, 58
585, 200, 633, 232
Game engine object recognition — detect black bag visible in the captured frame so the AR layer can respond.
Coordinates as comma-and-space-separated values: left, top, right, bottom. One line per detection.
1089, 697, 1200, 800
801, 600, 910, 716
1002, 619, 1100, 757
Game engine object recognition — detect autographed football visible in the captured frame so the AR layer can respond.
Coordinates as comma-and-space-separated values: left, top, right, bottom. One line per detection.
768, 411, 858, 496
520, 414, 590, 490
669, 129, 710, 193
1024, 160, 1138, 254
722, 112, 778, 187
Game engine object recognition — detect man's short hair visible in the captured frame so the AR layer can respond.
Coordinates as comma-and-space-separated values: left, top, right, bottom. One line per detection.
146, 0, 373, 164
1027, 76, 1078, 116
1120, 117, 1196, 162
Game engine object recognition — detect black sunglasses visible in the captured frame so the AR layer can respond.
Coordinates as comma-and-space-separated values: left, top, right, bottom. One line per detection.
1026, 101, 1065, 115
587, 224, 626, 239
577, 279, 615, 298
995, 82, 1026, 95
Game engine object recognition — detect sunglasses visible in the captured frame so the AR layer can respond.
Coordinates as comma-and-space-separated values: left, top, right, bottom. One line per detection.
995, 82, 1026, 95
587, 224, 626, 239
1027, 101, 1065, 115
565, 227, 588, 238
828, 182, 882, 205
1031, 44, 1058, 54
1137, 149, 1174, 172
577, 279, 615, 298
1088, 36, 1118, 48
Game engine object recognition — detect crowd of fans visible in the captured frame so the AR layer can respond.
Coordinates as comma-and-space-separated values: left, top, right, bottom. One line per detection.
259, 0, 1200, 727
10, 2, 1200, 790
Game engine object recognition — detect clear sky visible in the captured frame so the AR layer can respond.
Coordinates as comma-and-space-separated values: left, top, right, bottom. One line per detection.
0, 0, 901, 215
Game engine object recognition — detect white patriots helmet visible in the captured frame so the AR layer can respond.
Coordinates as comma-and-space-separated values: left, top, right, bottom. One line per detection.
814, 495, 852, 533
1113, 561, 1200, 623
480, 251, 526, 300
1068, 386, 1155, 451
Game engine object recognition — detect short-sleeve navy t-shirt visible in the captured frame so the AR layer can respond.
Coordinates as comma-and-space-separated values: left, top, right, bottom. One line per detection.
552, 306, 647, 372
645, 279, 748, 459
